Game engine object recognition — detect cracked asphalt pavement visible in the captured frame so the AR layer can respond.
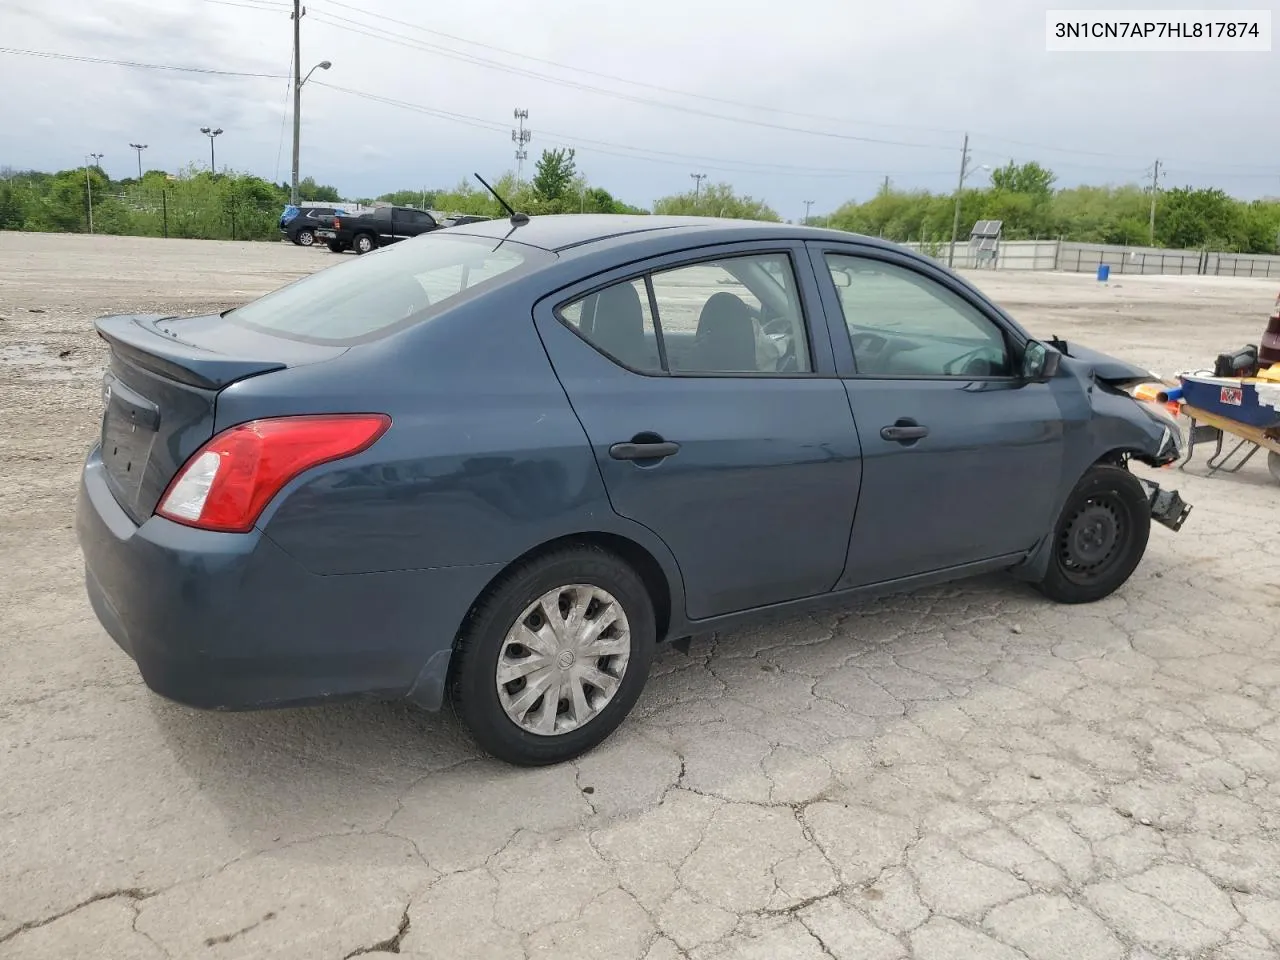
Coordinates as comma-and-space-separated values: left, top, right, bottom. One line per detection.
3, 233, 1280, 959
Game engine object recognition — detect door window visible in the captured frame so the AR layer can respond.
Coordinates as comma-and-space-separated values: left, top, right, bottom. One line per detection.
558, 253, 812, 375
560, 279, 662, 373
825, 254, 1011, 378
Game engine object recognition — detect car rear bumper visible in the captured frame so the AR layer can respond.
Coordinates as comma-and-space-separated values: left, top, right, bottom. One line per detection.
76, 446, 501, 711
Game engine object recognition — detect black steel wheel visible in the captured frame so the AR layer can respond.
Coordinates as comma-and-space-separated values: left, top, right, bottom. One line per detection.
1035, 464, 1150, 604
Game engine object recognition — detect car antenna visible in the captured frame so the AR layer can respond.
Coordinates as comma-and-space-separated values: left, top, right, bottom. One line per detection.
474, 173, 529, 226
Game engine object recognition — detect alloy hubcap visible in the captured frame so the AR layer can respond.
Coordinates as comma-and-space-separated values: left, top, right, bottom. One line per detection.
496, 584, 631, 737
298, 231, 314, 245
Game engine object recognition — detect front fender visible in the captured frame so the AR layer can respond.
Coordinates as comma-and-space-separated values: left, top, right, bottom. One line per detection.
1010, 364, 1172, 584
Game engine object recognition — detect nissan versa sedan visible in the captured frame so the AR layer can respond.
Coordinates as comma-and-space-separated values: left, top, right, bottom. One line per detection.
76, 214, 1191, 765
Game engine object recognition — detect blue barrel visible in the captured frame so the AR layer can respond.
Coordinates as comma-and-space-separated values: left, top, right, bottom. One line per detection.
1097, 263, 1110, 282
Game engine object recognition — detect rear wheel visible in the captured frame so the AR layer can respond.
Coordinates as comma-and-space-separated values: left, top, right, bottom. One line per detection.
295, 228, 315, 246
1034, 464, 1151, 604
327, 241, 347, 253
1269, 451, 1280, 485
451, 545, 655, 766
353, 232, 377, 255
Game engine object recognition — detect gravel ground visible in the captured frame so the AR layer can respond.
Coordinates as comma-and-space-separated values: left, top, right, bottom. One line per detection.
2, 231, 1280, 960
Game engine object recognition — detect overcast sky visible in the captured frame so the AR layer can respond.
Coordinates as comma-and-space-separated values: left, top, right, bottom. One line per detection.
0, 0, 1276, 216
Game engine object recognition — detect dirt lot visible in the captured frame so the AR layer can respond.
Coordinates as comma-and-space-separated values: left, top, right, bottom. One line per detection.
2, 231, 1280, 960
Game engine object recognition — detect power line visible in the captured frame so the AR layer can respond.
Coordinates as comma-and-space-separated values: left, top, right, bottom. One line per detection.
308, 0, 970, 139
273, 43, 294, 184
9, 38, 1275, 180
202, 0, 292, 12
311, 81, 954, 180
305, 1, 1278, 170
0, 46, 285, 78
304, 10, 956, 151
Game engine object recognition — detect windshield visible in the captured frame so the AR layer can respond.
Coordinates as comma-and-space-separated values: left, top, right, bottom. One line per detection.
228, 234, 549, 345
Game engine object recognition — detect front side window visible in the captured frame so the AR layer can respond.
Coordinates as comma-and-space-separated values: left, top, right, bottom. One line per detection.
825, 254, 1011, 377
559, 252, 812, 375
229, 234, 547, 344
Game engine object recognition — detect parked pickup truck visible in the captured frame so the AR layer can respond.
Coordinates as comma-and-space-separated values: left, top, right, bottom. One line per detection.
316, 206, 441, 254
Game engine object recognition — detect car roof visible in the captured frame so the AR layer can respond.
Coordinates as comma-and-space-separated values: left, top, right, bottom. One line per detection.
445, 214, 886, 254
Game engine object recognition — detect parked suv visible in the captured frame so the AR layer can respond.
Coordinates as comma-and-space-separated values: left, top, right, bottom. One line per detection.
278, 205, 348, 247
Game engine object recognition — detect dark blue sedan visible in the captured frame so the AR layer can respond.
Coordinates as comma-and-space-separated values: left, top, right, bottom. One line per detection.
76, 214, 1191, 765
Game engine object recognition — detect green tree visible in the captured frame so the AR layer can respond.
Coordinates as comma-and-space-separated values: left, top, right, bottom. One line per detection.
1156, 186, 1245, 250
296, 177, 342, 202
376, 189, 433, 207
653, 182, 779, 221
531, 148, 577, 202
989, 161, 1056, 197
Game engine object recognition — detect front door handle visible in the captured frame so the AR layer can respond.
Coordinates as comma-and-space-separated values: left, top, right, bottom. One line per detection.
609, 440, 680, 461
881, 421, 929, 443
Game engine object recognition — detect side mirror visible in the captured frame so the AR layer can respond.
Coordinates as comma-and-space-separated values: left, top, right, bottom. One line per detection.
1022, 340, 1061, 382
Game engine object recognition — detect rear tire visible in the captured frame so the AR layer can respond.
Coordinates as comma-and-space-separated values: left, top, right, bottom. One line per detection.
353, 232, 377, 255
327, 241, 347, 253
450, 545, 655, 766
1269, 451, 1280, 485
1034, 464, 1151, 604
295, 228, 315, 247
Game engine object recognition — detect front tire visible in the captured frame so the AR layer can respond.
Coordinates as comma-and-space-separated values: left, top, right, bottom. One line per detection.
295, 228, 315, 246
353, 232, 377, 254
451, 545, 655, 766
1035, 464, 1151, 604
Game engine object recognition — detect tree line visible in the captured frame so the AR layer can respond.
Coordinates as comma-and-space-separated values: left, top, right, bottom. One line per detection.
828, 162, 1280, 253
3, 152, 1278, 254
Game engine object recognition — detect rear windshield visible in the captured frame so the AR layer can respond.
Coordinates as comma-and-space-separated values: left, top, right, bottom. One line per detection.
228, 233, 549, 345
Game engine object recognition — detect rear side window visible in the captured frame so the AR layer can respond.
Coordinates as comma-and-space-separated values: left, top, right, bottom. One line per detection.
559, 252, 811, 375
560, 279, 662, 373
229, 234, 549, 345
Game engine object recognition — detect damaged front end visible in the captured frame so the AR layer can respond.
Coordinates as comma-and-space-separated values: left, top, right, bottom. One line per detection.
1138, 478, 1192, 532
1050, 337, 1193, 531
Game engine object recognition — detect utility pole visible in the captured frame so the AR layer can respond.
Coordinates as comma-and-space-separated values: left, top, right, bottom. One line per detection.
690, 172, 707, 203
129, 143, 147, 180
290, 0, 303, 204
1148, 158, 1161, 246
948, 132, 970, 268
802, 199, 814, 224
85, 153, 103, 234
882, 175, 890, 194
512, 109, 531, 186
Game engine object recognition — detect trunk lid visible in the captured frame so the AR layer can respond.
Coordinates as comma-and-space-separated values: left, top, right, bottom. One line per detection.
95, 312, 345, 523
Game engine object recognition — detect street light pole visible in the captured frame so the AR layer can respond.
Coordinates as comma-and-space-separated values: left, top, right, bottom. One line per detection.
200, 127, 223, 173
292, 57, 332, 204
803, 199, 814, 224
85, 152, 104, 234
129, 143, 147, 180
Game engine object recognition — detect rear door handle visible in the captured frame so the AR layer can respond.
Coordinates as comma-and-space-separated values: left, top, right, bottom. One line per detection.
881, 422, 929, 443
609, 441, 680, 461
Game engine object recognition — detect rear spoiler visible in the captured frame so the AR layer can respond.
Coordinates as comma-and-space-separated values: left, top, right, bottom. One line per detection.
95, 314, 286, 390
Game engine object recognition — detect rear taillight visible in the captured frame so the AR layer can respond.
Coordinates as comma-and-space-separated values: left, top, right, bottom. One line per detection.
332, 216, 342, 230
156, 414, 391, 533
